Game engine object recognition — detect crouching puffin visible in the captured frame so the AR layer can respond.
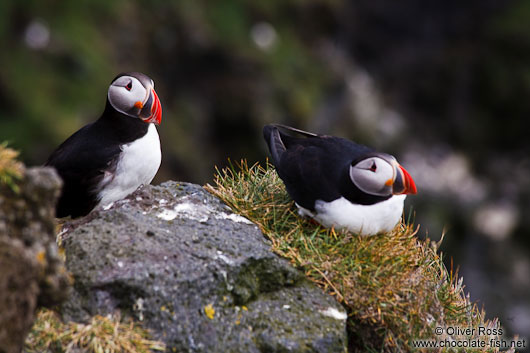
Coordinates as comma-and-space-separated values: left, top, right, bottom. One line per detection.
263, 124, 417, 236
46, 72, 162, 218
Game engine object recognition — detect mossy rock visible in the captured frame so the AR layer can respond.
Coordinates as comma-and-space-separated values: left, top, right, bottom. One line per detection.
60, 181, 347, 352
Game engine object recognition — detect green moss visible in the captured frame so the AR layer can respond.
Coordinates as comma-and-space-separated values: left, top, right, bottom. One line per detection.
205, 160, 500, 352
231, 257, 302, 305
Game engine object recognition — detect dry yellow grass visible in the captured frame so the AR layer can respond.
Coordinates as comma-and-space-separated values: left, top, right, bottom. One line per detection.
0, 142, 24, 192
25, 309, 165, 353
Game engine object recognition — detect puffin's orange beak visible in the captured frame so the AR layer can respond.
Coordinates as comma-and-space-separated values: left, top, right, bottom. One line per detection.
140, 88, 162, 125
392, 164, 417, 195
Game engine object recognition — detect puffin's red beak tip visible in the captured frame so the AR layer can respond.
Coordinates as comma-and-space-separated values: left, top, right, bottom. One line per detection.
141, 88, 162, 125
399, 165, 417, 195
152, 89, 162, 125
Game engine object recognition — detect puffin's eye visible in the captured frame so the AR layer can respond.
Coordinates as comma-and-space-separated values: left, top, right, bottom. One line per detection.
126, 82, 132, 91
369, 162, 377, 172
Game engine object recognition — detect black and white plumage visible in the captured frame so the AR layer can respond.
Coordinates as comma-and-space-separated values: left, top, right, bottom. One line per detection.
263, 124, 417, 235
46, 72, 162, 218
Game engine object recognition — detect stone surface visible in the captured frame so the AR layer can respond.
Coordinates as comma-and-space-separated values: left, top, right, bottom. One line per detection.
0, 167, 71, 353
61, 181, 347, 352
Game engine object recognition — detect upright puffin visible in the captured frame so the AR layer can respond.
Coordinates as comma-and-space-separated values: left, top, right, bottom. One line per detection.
46, 72, 162, 218
263, 124, 417, 236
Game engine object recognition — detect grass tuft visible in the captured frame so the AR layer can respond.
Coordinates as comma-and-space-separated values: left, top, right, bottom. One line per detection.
0, 142, 24, 192
205, 160, 500, 352
25, 309, 166, 353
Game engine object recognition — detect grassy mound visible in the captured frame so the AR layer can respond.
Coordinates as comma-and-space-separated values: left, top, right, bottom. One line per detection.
205, 160, 500, 352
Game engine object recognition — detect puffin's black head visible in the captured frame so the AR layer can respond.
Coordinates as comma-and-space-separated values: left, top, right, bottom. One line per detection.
107, 72, 162, 125
349, 153, 417, 197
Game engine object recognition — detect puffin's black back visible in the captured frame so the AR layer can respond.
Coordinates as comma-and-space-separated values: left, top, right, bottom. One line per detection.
46, 99, 149, 218
263, 124, 391, 210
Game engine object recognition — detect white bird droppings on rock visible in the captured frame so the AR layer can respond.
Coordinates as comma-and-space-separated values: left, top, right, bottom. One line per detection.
133, 297, 145, 321
156, 199, 253, 225
176, 202, 209, 222
217, 254, 235, 265
157, 208, 178, 221
319, 307, 347, 320
216, 212, 253, 224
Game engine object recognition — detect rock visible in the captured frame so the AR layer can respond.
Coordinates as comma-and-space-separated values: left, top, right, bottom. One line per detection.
61, 181, 347, 352
0, 167, 71, 353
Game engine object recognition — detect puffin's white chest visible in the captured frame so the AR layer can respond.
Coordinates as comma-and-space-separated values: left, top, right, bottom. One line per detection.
98, 124, 161, 207
297, 195, 406, 236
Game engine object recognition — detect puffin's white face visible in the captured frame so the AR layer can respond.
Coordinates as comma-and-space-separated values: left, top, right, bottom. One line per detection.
107, 75, 162, 125
349, 154, 417, 196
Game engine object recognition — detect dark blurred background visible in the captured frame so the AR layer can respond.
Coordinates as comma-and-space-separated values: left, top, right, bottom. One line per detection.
1, 0, 528, 337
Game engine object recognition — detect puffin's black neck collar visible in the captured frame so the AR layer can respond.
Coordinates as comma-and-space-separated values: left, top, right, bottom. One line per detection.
98, 100, 150, 143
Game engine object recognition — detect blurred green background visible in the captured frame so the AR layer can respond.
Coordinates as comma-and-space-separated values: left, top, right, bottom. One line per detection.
1, 0, 529, 337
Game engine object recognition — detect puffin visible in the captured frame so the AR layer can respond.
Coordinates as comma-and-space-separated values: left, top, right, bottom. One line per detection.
45, 72, 162, 218
263, 124, 417, 236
